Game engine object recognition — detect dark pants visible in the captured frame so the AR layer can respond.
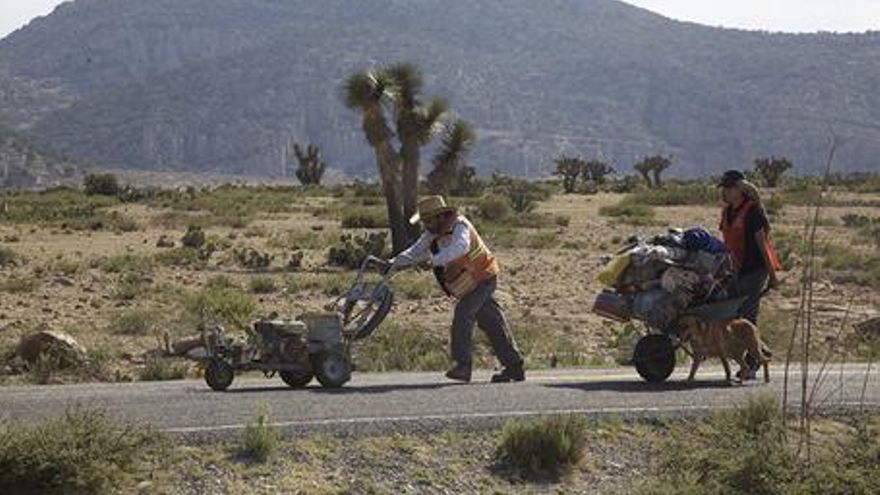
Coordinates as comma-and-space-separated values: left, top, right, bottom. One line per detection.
735, 267, 771, 368
735, 268, 769, 325
451, 277, 522, 368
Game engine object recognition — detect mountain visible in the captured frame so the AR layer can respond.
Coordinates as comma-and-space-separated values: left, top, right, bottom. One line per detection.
0, 0, 878, 180
0, 122, 80, 188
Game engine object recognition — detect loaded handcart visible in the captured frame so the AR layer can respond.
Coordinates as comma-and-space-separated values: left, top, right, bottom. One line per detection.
592, 228, 749, 383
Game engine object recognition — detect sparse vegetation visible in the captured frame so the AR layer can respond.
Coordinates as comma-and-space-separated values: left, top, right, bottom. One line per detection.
496, 415, 589, 480
185, 286, 256, 330
249, 275, 277, 294
238, 408, 278, 463
0, 245, 19, 266
83, 173, 120, 197
110, 309, 157, 335
637, 395, 880, 495
327, 232, 387, 269
0, 408, 162, 494
139, 358, 189, 381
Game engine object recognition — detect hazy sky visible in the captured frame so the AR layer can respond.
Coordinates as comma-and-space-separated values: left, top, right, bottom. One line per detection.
0, 0, 878, 39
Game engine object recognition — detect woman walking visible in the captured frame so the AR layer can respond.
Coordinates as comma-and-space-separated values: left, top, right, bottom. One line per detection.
718, 170, 782, 378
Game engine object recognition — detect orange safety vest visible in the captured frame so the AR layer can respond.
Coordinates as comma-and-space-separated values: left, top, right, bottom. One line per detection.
431, 218, 499, 299
720, 200, 782, 272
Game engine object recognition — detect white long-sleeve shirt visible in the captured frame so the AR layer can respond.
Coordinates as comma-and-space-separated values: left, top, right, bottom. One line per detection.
394, 217, 472, 268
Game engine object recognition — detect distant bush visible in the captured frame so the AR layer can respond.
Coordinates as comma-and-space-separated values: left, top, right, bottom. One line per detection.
599, 203, 656, 224
0, 276, 40, 294
83, 173, 120, 196
138, 358, 188, 381
186, 286, 256, 330
0, 246, 18, 267
0, 409, 160, 494
621, 183, 717, 206
249, 276, 277, 294
496, 415, 589, 480
110, 309, 157, 335
231, 248, 274, 271
340, 208, 388, 229
238, 409, 278, 463
181, 225, 206, 248
327, 232, 387, 269
476, 194, 513, 222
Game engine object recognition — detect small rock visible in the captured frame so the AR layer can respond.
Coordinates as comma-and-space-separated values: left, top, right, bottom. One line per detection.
53, 276, 76, 287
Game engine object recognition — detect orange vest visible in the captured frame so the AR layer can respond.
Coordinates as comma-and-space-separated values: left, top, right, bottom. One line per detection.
432, 219, 499, 299
720, 200, 782, 272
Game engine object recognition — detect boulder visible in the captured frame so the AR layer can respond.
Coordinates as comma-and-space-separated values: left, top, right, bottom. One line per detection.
16, 328, 87, 367
170, 336, 204, 356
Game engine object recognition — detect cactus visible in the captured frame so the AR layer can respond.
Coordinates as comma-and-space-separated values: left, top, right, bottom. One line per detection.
290, 141, 326, 186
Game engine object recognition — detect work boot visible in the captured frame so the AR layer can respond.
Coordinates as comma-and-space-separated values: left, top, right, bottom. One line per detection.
491, 362, 525, 383
445, 363, 472, 382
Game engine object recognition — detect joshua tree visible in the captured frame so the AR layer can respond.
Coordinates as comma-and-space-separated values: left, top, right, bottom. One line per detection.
385, 63, 449, 239
634, 155, 672, 188
554, 156, 585, 194
427, 119, 476, 196
583, 159, 614, 183
633, 161, 653, 188
343, 70, 409, 253
290, 142, 326, 186
754, 156, 793, 188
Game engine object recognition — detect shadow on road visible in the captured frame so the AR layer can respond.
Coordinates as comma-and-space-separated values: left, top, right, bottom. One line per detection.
544, 379, 742, 393
219, 382, 460, 395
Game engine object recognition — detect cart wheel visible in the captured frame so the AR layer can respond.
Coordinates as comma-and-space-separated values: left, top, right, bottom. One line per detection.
343, 286, 394, 341
633, 334, 675, 383
312, 351, 352, 388
205, 359, 234, 391
280, 369, 313, 388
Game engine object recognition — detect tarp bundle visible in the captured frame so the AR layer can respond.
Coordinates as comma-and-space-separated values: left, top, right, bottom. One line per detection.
593, 228, 734, 332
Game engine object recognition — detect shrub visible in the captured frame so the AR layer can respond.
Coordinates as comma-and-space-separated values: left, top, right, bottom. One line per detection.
598, 203, 656, 224
238, 408, 278, 463
507, 186, 537, 214
0, 409, 160, 494
94, 253, 154, 274
83, 173, 120, 196
496, 415, 589, 480
186, 287, 256, 330
0, 246, 19, 266
327, 232, 388, 269
340, 208, 388, 229
356, 322, 448, 371
113, 273, 148, 301
622, 183, 717, 206
231, 248, 274, 271
181, 225, 206, 248
139, 358, 188, 381
0, 276, 40, 294
476, 194, 513, 222
50, 258, 81, 276
110, 309, 156, 335
249, 276, 277, 294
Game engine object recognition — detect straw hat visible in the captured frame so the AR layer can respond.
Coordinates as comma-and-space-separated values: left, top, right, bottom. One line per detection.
409, 195, 457, 224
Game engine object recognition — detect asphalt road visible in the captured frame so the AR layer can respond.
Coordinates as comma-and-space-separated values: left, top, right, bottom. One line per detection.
1, 365, 877, 437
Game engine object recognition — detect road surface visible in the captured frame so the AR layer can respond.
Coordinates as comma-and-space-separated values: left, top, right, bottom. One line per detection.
1, 365, 877, 437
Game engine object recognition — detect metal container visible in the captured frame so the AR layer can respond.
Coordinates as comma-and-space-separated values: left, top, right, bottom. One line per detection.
301, 312, 344, 347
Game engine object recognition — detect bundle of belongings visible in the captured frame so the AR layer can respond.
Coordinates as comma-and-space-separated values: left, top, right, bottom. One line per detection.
593, 227, 734, 333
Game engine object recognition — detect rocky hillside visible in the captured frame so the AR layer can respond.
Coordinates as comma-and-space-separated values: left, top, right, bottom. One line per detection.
0, 123, 79, 188
1, 0, 878, 179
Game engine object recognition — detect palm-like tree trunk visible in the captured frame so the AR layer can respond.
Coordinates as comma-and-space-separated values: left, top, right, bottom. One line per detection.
399, 121, 421, 241
361, 107, 409, 253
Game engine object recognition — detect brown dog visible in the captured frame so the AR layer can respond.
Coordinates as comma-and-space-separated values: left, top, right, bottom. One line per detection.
677, 316, 770, 384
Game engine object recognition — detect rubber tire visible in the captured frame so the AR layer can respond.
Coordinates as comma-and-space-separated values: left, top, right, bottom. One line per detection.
633, 334, 676, 383
313, 351, 352, 388
352, 287, 394, 341
280, 369, 313, 388
205, 359, 235, 391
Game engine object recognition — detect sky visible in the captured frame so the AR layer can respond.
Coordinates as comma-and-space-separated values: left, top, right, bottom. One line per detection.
0, 0, 878, 39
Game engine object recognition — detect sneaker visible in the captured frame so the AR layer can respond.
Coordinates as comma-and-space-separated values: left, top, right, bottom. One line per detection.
491, 362, 525, 383
445, 363, 472, 382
